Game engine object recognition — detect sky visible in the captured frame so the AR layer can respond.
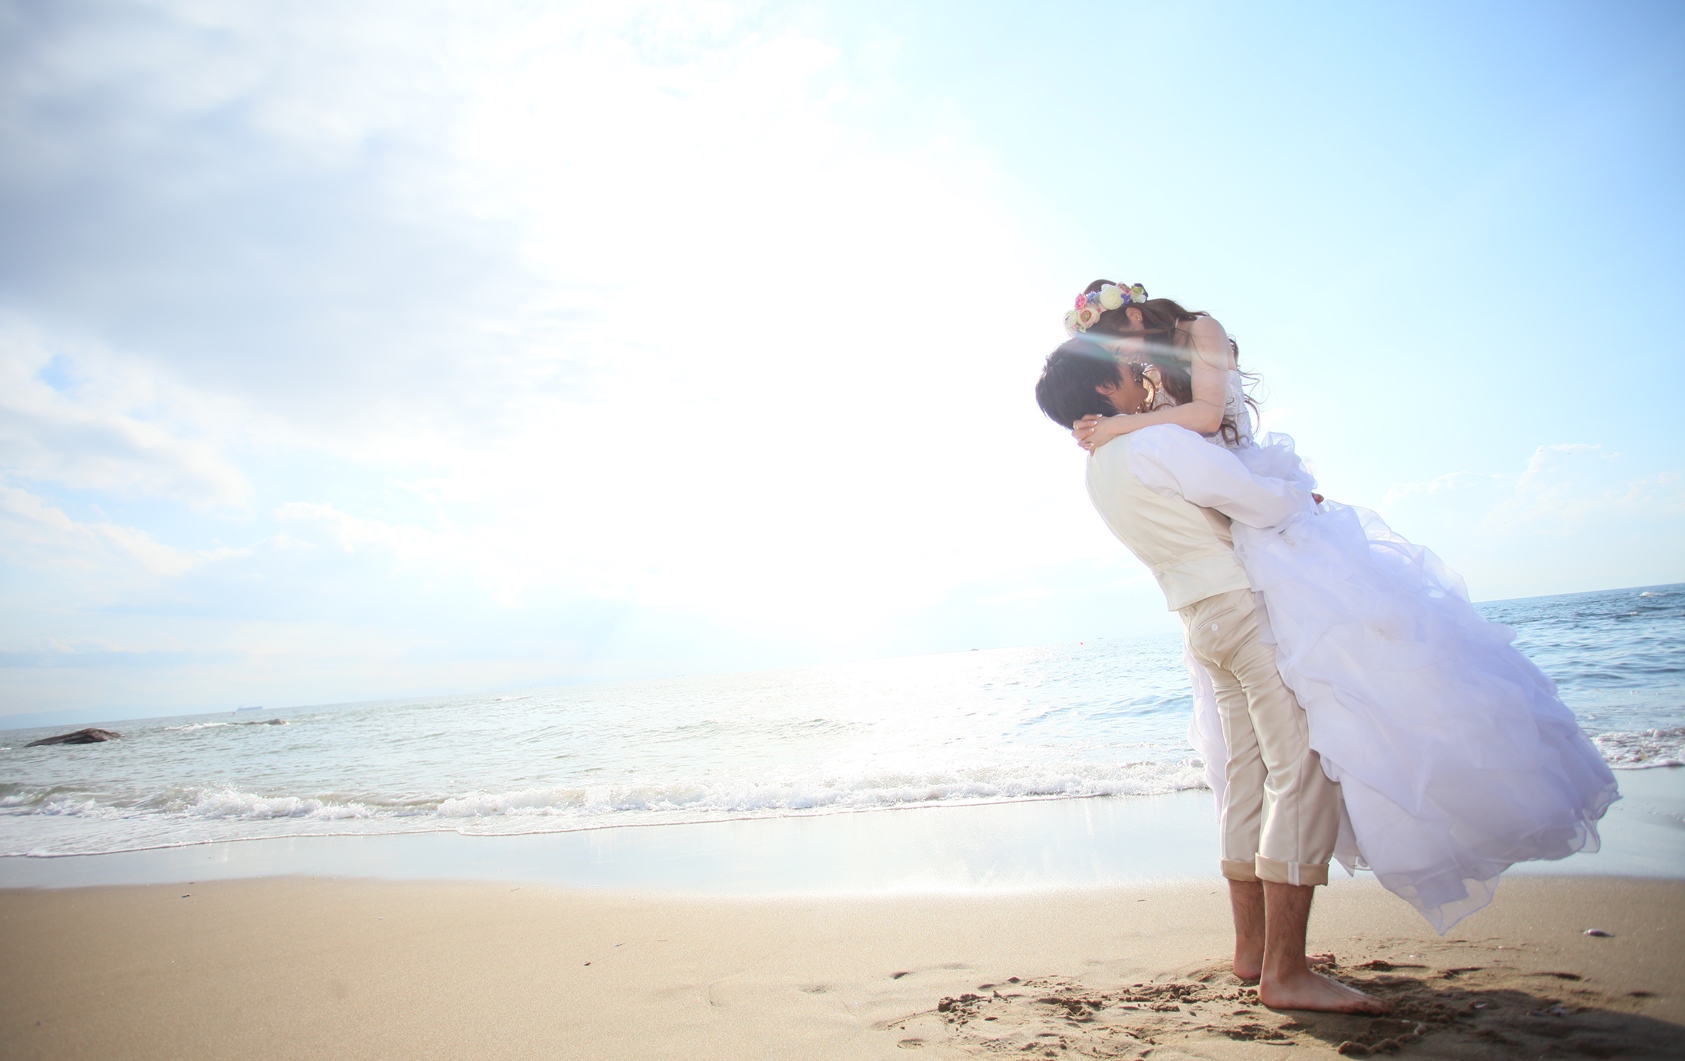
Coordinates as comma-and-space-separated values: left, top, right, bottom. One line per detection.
2, 0, 1682, 724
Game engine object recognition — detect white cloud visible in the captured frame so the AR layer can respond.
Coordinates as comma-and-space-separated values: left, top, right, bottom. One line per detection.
0, 321, 253, 508
0, 482, 241, 581
1379, 443, 1685, 598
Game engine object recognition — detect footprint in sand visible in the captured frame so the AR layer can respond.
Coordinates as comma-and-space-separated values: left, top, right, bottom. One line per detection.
886, 956, 1684, 1059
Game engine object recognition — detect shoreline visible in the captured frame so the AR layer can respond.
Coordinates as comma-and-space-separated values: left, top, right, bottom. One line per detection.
4, 766, 1681, 893
0, 787, 1221, 891
0, 786, 1210, 859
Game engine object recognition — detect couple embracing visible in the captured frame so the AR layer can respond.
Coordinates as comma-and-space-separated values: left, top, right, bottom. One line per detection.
1034, 281, 1618, 1014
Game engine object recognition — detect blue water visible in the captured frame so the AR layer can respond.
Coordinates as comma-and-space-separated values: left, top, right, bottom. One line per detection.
1, 584, 1680, 858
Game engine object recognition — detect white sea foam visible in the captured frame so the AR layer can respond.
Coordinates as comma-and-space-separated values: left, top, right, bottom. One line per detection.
1595, 727, 1685, 769
0, 760, 1216, 855
0, 759, 1207, 832
165, 719, 289, 731
169, 788, 380, 820
21, 794, 130, 820
435, 761, 1206, 819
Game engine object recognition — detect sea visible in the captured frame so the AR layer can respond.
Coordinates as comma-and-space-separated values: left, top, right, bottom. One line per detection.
1, 584, 1681, 860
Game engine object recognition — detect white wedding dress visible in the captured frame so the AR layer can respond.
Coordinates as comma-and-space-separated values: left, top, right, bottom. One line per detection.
1180, 373, 1619, 932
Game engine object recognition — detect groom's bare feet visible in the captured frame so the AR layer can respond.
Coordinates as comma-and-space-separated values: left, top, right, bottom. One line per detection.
1260, 966, 1391, 1014
1254, 880, 1389, 1013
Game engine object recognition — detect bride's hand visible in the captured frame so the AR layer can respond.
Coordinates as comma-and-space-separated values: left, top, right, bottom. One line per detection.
1073, 414, 1131, 452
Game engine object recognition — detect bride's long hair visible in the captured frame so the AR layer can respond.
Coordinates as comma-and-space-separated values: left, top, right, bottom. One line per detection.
1080, 279, 1255, 444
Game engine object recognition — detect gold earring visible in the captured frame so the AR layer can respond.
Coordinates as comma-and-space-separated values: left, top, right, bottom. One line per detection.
1138, 361, 1163, 411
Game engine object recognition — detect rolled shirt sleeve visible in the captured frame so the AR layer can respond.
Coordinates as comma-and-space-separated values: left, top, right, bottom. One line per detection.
1125, 425, 1313, 528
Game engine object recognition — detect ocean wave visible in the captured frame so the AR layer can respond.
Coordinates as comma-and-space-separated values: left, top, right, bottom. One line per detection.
152, 788, 382, 820
164, 719, 290, 731
0, 760, 1209, 839
436, 762, 1207, 819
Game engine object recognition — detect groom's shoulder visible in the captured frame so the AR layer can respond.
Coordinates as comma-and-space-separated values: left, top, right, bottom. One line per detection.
1107, 423, 1204, 459
1092, 424, 1192, 462
1134, 424, 1204, 444
1090, 425, 1205, 483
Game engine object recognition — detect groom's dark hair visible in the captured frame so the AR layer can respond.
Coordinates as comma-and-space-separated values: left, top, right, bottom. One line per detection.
1035, 339, 1123, 427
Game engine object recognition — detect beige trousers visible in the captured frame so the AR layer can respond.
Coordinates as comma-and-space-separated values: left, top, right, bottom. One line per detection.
1180, 588, 1342, 886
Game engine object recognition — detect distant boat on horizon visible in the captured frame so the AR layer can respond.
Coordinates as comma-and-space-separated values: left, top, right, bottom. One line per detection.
234, 706, 264, 712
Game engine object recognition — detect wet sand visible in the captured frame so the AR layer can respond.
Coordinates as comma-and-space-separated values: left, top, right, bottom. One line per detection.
2, 874, 1680, 1060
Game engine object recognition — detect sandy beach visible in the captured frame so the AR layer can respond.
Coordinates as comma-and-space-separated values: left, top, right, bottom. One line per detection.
3, 770, 1683, 1059
1, 872, 1679, 1060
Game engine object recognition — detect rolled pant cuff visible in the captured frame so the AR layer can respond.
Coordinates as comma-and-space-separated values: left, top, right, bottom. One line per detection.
1254, 855, 1329, 887
1219, 859, 1260, 882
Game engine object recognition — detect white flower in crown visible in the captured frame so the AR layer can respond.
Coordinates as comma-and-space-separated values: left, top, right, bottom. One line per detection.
1063, 309, 1083, 334
1074, 303, 1104, 330
1097, 284, 1125, 310
1129, 283, 1147, 302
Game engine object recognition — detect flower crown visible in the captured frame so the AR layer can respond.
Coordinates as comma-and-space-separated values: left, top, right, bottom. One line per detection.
1063, 282, 1148, 335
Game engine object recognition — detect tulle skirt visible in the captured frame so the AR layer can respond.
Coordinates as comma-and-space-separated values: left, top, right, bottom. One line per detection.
1183, 434, 1619, 932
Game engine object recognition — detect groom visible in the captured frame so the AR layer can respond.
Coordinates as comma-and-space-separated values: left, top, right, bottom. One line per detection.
1035, 341, 1386, 1014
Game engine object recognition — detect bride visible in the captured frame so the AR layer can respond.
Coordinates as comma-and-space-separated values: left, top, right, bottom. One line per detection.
1064, 279, 1619, 932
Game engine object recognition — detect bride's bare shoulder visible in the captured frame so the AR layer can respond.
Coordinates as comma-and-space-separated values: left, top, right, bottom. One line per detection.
1182, 313, 1228, 338
1180, 314, 1232, 354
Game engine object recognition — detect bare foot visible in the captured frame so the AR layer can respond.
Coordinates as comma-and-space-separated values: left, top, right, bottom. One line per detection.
1259, 967, 1390, 1014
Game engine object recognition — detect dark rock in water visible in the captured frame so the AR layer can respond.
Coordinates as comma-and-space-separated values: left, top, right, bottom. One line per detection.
25, 728, 121, 747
